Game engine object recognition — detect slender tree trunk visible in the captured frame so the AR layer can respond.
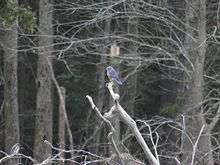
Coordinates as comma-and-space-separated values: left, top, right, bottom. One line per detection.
58, 87, 66, 165
95, 0, 121, 156
126, 0, 138, 115
2, 17, 20, 164
95, 50, 106, 154
34, 0, 53, 162
0, 46, 4, 153
108, 34, 121, 157
123, 1, 139, 151
181, 0, 213, 164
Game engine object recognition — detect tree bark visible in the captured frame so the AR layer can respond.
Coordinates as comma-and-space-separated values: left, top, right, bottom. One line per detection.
2, 17, 20, 164
181, 0, 213, 164
33, 0, 53, 163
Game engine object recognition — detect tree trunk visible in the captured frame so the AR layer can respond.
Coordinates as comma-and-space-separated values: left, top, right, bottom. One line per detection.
2, 17, 20, 164
126, 0, 139, 116
33, 0, 53, 163
58, 87, 66, 165
0, 46, 4, 153
122, 1, 139, 151
17, 0, 38, 152
95, 0, 121, 156
95, 47, 106, 154
181, 0, 213, 164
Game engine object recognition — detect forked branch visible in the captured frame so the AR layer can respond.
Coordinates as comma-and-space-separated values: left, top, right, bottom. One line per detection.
86, 82, 160, 165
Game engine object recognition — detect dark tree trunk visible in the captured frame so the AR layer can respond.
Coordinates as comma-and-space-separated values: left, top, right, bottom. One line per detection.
2, 19, 20, 164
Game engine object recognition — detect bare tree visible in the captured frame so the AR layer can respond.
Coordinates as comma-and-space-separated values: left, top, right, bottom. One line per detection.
181, 0, 213, 164
6, 0, 218, 164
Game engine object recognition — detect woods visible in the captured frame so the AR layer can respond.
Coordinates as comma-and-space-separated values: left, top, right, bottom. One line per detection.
0, 0, 220, 164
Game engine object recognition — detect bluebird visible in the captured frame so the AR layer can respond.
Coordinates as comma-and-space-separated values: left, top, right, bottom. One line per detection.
106, 66, 123, 85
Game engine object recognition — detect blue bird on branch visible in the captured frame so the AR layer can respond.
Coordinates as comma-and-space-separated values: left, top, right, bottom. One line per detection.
106, 66, 123, 85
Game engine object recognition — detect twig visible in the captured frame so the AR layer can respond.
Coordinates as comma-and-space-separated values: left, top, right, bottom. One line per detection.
142, 122, 159, 162
208, 104, 220, 132
0, 146, 38, 164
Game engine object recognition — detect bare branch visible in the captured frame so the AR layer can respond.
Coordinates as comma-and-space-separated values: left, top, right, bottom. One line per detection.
106, 82, 160, 165
86, 95, 123, 164
208, 104, 220, 132
191, 125, 205, 165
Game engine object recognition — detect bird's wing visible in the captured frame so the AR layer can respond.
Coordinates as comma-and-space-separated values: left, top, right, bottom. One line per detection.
109, 68, 119, 78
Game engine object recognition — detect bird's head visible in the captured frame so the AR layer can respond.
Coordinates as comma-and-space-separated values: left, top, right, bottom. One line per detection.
106, 66, 114, 72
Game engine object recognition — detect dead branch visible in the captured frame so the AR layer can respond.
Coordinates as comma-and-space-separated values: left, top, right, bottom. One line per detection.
191, 125, 205, 165
86, 95, 124, 164
106, 82, 159, 165
86, 82, 160, 164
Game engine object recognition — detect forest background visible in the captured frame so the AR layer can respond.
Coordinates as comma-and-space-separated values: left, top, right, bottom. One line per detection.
0, 0, 220, 164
